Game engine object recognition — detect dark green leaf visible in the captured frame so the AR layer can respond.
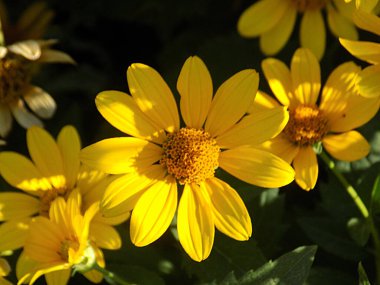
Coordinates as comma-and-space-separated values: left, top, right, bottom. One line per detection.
358, 262, 371, 285
370, 175, 380, 217
346, 217, 370, 246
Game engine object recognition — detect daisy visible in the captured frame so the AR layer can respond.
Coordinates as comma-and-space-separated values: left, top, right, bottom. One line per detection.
251, 48, 380, 190
0, 40, 74, 138
0, 125, 128, 282
17, 189, 100, 285
237, 0, 367, 59
80, 55, 295, 262
340, 9, 380, 98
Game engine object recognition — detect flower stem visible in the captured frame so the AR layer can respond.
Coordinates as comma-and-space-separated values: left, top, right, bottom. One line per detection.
319, 151, 380, 283
93, 263, 134, 285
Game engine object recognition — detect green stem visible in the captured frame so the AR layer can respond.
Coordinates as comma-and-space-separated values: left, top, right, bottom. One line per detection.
93, 263, 134, 285
319, 151, 380, 284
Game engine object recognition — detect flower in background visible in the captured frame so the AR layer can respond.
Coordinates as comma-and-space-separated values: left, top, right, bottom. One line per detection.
344, 0, 378, 10
0, 1, 54, 44
0, 257, 12, 285
237, 0, 369, 60
0, 125, 129, 283
80, 55, 295, 262
251, 48, 380, 190
340, 9, 380, 98
0, 40, 74, 139
17, 190, 99, 285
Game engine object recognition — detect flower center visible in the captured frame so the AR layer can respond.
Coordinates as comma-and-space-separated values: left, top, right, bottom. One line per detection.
290, 0, 328, 11
0, 56, 31, 104
40, 187, 69, 217
60, 238, 80, 262
283, 104, 329, 146
160, 127, 220, 185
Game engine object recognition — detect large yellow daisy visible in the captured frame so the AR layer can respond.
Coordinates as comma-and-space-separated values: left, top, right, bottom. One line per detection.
340, 9, 380, 98
0, 125, 128, 282
252, 48, 380, 190
17, 190, 99, 285
237, 0, 367, 59
0, 40, 74, 139
80, 55, 295, 262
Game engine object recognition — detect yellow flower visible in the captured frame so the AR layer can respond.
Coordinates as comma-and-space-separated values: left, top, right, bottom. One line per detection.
17, 190, 99, 285
0, 257, 12, 285
340, 9, 380, 98
251, 48, 380, 190
0, 125, 128, 281
237, 0, 365, 59
0, 40, 74, 138
0, 0, 54, 44
80, 55, 295, 262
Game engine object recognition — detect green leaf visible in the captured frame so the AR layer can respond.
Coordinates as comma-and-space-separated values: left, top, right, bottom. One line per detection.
358, 262, 371, 285
370, 174, 380, 217
346, 217, 370, 246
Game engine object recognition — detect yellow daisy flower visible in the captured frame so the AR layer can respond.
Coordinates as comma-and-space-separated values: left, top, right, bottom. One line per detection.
251, 48, 380, 190
0, 125, 129, 282
17, 190, 100, 285
340, 9, 380, 98
0, 257, 12, 285
0, 40, 74, 138
0, 0, 54, 44
80, 55, 295, 262
237, 0, 365, 59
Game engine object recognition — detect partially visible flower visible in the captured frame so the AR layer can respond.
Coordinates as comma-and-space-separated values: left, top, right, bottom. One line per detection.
344, 0, 378, 10
0, 40, 74, 138
0, 257, 12, 285
340, 9, 380, 98
17, 189, 100, 285
0, 1, 54, 44
251, 48, 380, 190
237, 0, 367, 59
0, 125, 129, 282
81, 55, 295, 261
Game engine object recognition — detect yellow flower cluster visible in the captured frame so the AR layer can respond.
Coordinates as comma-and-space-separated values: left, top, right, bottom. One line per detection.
0, 0, 378, 284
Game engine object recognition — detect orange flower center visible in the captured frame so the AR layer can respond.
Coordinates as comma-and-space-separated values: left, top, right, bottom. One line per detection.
0, 56, 31, 103
160, 127, 220, 185
283, 104, 329, 146
40, 187, 69, 217
290, 0, 328, 11
60, 238, 80, 262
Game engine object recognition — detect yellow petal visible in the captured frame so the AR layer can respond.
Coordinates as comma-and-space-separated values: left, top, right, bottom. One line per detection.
327, 5, 358, 40
8, 40, 41, 60
27, 126, 65, 189
237, 0, 287, 37
339, 38, 380, 64
357, 64, 380, 98
130, 176, 177, 246
205, 69, 259, 137
90, 222, 121, 250
177, 56, 213, 129
291, 48, 321, 105
323, 131, 370, 161
0, 218, 31, 252
261, 58, 295, 107
80, 137, 162, 174
353, 8, 380, 35
300, 10, 326, 60
0, 151, 52, 191
95, 90, 166, 144
216, 106, 289, 148
219, 146, 295, 188
0, 193, 39, 221
101, 165, 166, 217
0, 258, 10, 277
260, 135, 299, 164
293, 147, 318, 191
320, 63, 380, 132
127, 63, 179, 133
57, 125, 81, 190
177, 183, 214, 262
203, 178, 252, 240
38, 49, 75, 64
248, 90, 280, 114
260, 5, 297, 55
27, 263, 70, 285
16, 252, 37, 283
45, 269, 70, 285
23, 86, 56, 119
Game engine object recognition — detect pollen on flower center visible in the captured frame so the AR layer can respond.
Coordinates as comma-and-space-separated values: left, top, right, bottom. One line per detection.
160, 127, 220, 185
40, 187, 69, 217
283, 104, 329, 146
0, 56, 31, 104
290, 0, 328, 11
60, 238, 80, 262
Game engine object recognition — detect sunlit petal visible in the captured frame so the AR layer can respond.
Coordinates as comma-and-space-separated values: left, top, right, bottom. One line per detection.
300, 10, 326, 60
0, 193, 39, 221
293, 147, 318, 191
